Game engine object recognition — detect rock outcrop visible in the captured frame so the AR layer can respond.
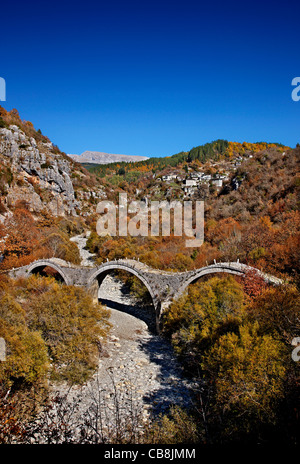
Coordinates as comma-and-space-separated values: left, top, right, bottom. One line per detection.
0, 124, 78, 215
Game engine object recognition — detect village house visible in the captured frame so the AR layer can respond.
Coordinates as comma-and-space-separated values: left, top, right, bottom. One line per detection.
201, 174, 212, 181
211, 174, 229, 188
190, 172, 203, 179
183, 179, 197, 187
183, 185, 197, 195
211, 177, 223, 188
162, 174, 177, 181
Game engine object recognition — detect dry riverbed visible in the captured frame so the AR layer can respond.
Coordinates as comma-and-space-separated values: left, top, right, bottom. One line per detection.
49, 234, 195, 441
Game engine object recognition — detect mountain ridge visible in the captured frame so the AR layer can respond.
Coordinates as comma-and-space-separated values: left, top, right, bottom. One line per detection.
68, 151, 149, 164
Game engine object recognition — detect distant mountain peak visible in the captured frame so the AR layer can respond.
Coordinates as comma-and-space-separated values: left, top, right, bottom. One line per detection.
68, 151, 149, 164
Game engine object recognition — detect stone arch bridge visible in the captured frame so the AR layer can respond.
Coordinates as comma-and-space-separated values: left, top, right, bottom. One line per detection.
8, 258, 282, 328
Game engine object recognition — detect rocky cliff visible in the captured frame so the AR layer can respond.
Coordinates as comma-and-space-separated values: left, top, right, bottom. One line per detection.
0, 123, 78, 216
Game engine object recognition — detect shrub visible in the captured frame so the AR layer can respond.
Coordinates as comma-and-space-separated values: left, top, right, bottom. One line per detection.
202, 322, 286, 441
26, 278, 111, 384
162, 275, 246, 369
0, 276, 111, 386
145, 406, 199, 444
0, 293, 49, 391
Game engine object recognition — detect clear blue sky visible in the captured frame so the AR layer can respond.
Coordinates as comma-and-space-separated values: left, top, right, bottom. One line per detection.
1, 0, 299, 157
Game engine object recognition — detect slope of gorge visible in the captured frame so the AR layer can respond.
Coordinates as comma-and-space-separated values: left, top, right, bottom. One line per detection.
0, 106, 105, 218
0, 107, 299, 446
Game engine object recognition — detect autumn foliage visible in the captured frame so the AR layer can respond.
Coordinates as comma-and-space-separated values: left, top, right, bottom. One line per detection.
162, 275, 300, 444
0, 207, 82, 270
0, 112, 299, 444
85, 145, 299, 285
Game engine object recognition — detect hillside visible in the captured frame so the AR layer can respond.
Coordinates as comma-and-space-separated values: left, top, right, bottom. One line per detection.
0, 106, 298, 280
0, 106, 299, 446
82, 139, 289, 177
1, 105, 293, 222
0, 106, 106, 218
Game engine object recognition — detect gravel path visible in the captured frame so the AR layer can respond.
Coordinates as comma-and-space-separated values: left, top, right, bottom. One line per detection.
70, 232, 95, 267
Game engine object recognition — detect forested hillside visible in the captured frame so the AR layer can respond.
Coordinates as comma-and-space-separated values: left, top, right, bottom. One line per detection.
83, 138, 288, 176
86, 144, 299, 281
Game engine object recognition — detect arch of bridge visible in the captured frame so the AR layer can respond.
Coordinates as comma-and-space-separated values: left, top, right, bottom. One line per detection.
26, 260, 72, 286
174, 264, 247, 300
87, 262, 158, 309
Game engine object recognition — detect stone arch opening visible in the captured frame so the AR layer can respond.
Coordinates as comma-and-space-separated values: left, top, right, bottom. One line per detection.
88, 266, 158, 332
174, 267, 244, 301
28, 263, 69, 284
